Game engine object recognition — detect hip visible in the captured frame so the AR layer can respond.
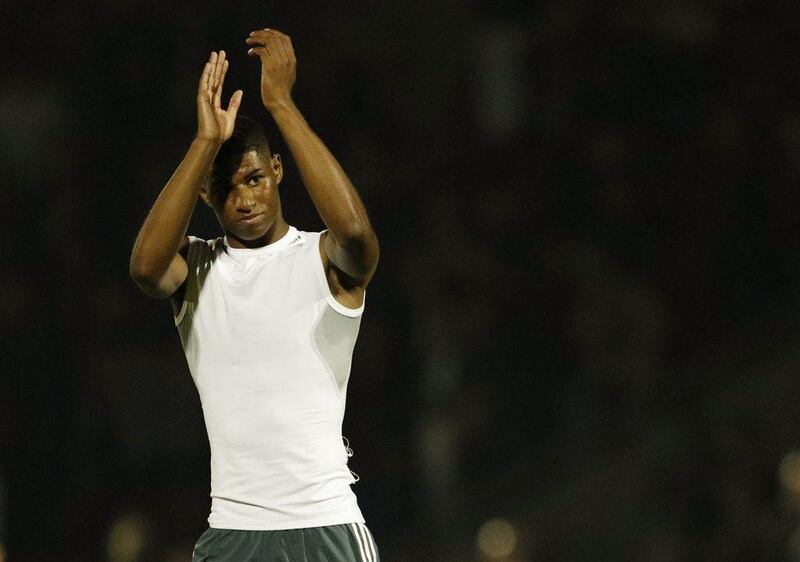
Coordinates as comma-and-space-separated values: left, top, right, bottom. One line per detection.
192, 523, 380, 562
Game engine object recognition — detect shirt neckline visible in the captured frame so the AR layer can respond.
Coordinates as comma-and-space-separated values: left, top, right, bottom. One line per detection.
223, 225, 299, 258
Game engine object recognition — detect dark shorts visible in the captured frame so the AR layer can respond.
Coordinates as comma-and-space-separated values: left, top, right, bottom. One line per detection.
191, 523, 381, 562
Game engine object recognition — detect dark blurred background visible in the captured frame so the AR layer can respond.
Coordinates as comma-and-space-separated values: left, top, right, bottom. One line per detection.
4, 1, 800, 560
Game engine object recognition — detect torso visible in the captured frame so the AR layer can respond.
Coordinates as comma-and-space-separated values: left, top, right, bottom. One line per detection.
173, 227, 366, 530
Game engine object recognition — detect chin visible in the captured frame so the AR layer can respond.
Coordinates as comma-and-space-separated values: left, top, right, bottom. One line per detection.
227, 221, 271, 241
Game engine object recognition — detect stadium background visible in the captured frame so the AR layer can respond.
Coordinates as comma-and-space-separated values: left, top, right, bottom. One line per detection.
4, 1, 800, 560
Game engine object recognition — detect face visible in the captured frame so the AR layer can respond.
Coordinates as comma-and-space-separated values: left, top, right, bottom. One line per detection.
202, 150, 283, 246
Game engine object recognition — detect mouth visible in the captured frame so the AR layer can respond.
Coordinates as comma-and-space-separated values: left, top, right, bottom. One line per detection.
237, 212, 264, 224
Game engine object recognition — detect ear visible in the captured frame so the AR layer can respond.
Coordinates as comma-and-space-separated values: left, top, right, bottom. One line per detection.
272, 153, 284, 186
199, 186, 211, 207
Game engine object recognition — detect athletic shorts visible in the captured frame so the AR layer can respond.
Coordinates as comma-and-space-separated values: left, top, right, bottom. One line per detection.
191, 523, 381, 562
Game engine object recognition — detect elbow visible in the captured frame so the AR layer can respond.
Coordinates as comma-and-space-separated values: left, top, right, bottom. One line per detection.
336, 221, 377, 250
129, 255, 149, 283
129, 266, 169, 299
129, 256, 160, 293
333, 223, 380, 277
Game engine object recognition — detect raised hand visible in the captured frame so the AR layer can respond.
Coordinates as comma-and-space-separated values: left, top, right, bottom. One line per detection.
245, 29, 296, 111
196, 50, 243, 143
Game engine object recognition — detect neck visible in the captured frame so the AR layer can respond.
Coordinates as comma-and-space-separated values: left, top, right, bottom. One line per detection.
225, 216, 290, 249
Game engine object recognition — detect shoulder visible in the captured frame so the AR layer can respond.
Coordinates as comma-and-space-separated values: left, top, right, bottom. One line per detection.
316, 230, 367, 312
183, 236, 223, 262
297, 229, 322, 242
177, 236, 221, 292
172, 236, 223, 322
294, 229, 324, 258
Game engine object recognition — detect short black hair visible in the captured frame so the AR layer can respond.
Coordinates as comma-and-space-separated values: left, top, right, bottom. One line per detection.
209, 114, 272, 190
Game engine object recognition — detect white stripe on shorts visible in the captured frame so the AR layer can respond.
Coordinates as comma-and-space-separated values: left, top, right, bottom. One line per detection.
360, 523, 378, 562
350, 523, 371, 562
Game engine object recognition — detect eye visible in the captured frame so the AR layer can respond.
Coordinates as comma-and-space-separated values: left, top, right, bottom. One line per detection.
247, 175, 263, 186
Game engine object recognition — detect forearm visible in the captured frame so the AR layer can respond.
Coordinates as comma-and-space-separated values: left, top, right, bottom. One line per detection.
270, 100, 373, 245
130, 138, 219, 278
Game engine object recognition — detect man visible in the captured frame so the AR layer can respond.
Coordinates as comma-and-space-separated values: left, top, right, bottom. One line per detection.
130, 28, 380, 562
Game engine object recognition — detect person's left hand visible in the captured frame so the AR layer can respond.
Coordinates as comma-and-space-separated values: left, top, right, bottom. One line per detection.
246, 28, 297, 111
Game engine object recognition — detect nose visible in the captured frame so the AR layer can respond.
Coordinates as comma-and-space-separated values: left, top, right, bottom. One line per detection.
233, 188, 255, 212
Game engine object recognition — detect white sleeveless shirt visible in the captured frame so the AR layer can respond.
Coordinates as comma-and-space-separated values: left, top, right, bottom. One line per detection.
174, 226, 366, 530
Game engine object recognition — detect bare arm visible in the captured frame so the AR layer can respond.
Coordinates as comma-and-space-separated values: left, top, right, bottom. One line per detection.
246, 29, 380, 285
130, 51, 243, 298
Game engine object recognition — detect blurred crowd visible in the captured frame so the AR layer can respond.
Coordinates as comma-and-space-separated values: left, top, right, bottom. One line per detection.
4, 1, 800, 561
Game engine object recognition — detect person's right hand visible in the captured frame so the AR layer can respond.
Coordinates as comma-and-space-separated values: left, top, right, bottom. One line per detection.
196, 50, 243, 144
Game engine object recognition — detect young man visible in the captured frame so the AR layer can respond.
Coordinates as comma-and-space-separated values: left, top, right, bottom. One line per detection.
130, 28, 380, 562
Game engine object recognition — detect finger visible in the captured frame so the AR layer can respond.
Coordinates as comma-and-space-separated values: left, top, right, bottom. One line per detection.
248, 29, 283, 48
214, 59, 228, 108
249, 29, 273, 38
213, 50, 226, 92
247, 47, 267, 57
268, 35, 285, 60
226, 89, 244, 118
209, 50, 218, 79
263, 28, 289, 46
198, 62, 212, 97
246, 28, 282, 39
268, 36, 287, 62
283, 35, 296, 62
263, 28, 288, 39
207, 51, 218, 99
245, 37, 270, 56
211, 51, 223, 95
265, 31, 291, 59
247, 38, 271, 57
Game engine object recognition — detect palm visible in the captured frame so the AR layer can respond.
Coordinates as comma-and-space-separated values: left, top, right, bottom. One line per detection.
197, 50, 242, 143
213, 104, 236, 141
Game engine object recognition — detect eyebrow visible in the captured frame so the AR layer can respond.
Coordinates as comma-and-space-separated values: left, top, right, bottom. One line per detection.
238, 167, 263, 179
